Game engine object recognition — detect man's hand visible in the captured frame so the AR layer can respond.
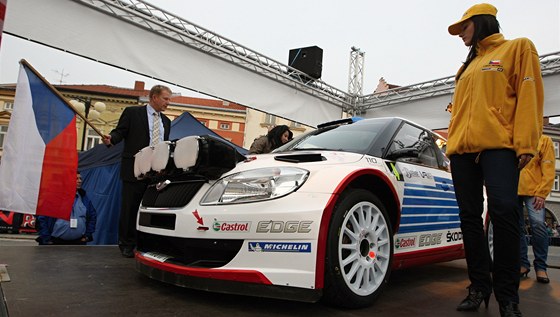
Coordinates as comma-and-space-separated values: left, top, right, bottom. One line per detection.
102, 134, 112, 146
518, 154, 533, 169
532, 196, 546, 210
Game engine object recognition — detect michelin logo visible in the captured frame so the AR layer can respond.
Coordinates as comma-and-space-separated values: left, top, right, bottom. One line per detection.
248, 242, 311, 253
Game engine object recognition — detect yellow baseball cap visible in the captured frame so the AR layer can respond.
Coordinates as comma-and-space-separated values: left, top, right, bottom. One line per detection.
448, 3, 498, 35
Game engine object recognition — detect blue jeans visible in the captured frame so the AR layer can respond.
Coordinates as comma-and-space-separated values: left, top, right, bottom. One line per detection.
450, 150, 521, 303
519, 196, 549, 272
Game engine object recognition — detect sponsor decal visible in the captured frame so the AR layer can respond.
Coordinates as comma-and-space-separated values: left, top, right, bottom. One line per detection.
446, 230, 463, 242
488, 60, 501, 65
395, 236, 416, 249
481, 67, 503, 72
386, 162, 403, 181
419, 233, 442, 247
248, 242, 312, 253
212, 219, 251, 232
401, 166, 436, 187
256, 220, 312, 233
365, 156, 377, 164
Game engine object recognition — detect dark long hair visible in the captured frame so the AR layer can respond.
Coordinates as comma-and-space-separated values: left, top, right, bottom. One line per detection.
456, 15, 500, 80
267, 125, 293, 149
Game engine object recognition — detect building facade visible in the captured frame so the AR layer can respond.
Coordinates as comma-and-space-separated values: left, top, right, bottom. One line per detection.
0, 81, 315, 157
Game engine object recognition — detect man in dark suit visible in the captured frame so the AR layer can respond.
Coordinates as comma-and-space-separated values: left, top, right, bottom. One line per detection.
102, 85, 172, 257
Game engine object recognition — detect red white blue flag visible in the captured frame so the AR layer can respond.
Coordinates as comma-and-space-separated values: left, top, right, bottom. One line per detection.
0, 61, 77, 219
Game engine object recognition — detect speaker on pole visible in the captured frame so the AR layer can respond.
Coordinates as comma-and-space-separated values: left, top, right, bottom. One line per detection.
288, 46, 323, 80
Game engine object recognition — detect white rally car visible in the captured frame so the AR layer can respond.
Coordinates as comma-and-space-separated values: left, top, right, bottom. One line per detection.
134, 117, 468, 308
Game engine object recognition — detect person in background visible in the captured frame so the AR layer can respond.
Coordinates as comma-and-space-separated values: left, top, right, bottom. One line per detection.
36, 172, 97, 245
446, 3, 543, 317
249, 124, 293, 154
102, 84, 172, 258
519, 135, 555, 284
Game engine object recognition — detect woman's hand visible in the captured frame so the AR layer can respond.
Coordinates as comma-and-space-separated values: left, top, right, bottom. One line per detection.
518, 154, 533, 169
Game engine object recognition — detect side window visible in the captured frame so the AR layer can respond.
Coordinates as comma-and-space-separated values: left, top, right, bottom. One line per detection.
387, 123, 439, 168
433, 135, 450, 171
0, 125, 8, 149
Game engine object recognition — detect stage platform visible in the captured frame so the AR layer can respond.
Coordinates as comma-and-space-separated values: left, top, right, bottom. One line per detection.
1, 244, 559, 317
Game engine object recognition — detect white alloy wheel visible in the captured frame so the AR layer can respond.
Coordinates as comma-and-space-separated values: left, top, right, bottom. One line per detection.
323, 189, 393, 308
338, 200, 391, 295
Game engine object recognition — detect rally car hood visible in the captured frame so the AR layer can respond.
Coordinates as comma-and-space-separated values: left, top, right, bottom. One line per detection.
232, 150, 366, 173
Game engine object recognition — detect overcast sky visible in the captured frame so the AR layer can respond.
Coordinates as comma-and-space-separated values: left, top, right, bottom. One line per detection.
0, 0, 559, 98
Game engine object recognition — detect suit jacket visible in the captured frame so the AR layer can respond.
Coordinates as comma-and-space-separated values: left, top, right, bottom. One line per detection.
109, 105, 171, 182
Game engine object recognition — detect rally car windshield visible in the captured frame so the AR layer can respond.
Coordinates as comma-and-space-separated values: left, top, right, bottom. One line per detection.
276, 118, 392, 155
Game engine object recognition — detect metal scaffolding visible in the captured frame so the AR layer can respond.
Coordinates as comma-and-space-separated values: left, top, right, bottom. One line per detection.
72, 0, 560, 116
76, 0, 352, 108
347, 47, 365, 115
359, 51, 560, 111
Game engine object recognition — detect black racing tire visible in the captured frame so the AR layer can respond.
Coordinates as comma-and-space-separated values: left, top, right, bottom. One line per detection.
322, 189, 393, 308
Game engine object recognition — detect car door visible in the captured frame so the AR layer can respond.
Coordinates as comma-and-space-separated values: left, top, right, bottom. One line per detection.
385, 122, 461, 253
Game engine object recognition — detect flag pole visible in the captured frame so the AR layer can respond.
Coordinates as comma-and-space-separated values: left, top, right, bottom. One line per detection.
19, 59, 105, 137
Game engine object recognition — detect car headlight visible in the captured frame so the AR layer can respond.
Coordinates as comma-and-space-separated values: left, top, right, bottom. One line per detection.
200, 167, 309, 205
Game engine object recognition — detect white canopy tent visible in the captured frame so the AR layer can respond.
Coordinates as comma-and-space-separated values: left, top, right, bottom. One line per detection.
3, 0, 348, 127
4, 0, 560, 129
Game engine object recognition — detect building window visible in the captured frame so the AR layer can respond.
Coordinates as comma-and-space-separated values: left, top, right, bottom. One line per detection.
553, 174, 560, 192
219, 123, 230, 130
199, 121, 207, 126
0, 125, 8, 149
553, 141, 559, 159
264, 114, 276, 125
3, 102, 14, 111
290, 121, 302, 128
84, 128, 101, 151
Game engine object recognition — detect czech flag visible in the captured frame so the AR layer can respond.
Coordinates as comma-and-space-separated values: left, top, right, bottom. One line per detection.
0, 60, 77, 220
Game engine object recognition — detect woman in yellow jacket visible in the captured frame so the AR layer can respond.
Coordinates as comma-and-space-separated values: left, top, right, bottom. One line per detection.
446, 4, 544, 317
518, 135, 555, 284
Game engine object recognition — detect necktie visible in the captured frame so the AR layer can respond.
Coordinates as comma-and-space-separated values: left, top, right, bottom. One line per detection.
151, 112, 161, 146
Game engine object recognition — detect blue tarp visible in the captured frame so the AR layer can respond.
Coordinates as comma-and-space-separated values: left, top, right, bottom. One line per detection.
78, 111, 247, 245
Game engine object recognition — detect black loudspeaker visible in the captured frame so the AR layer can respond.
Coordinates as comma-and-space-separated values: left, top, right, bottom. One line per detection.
288, 46, 323, 80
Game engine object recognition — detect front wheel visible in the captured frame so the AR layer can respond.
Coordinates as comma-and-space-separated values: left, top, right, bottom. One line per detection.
323, 189, 393, 308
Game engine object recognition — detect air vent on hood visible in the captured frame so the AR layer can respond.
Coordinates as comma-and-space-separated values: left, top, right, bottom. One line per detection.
274, 153, 324, 163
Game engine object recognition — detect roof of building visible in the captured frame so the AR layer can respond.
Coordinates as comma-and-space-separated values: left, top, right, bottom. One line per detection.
1, 81, 246, 111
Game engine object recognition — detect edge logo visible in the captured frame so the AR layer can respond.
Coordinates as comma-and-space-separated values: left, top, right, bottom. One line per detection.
419, 233, 442, 247
256, 220, 312, 233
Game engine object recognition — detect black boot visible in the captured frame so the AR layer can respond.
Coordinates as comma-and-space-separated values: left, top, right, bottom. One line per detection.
456, 287, 490, 311
499, 301, 522, 317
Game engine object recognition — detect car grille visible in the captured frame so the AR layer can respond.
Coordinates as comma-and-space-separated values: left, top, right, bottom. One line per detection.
142, 179, 205, 208
137, 232, 244, 268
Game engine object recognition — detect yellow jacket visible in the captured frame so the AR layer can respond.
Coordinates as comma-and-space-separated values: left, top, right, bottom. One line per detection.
446, 34, 544, 157
518, 135, 556, 198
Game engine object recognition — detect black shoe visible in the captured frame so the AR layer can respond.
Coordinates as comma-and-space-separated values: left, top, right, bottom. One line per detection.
456, 287, 490, 311
519, 267, 530, 278
121, 247, 135, 258
498, 301, 522, 317
536, 271, 550, 284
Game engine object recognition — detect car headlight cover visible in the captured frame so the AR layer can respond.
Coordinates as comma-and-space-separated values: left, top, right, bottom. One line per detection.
201, 167, 309, 204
